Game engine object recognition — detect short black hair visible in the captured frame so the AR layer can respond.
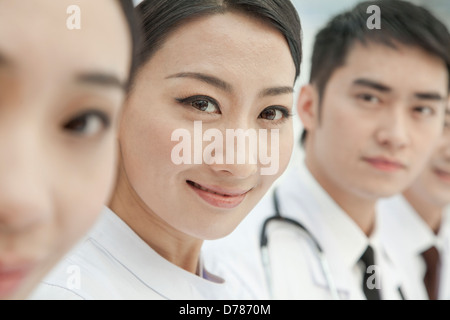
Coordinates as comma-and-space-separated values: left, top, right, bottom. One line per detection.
301, 0, 450, 144
135, 0, 302, 82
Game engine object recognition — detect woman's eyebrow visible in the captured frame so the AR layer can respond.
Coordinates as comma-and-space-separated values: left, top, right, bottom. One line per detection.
166, 72, 293, 98
259, 86, 293, 97
166, 72, 232, 93
76, 72, 127, 91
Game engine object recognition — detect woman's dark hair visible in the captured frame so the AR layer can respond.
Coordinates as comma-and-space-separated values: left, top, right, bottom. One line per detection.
135, 0, 302, 82
301, 0, 450, 145
117, 0, 142, 90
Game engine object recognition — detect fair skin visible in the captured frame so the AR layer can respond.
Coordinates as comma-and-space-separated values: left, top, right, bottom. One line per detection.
0, 0, 131, 299
404, 106, 450, 233
110, 12, 296, 274
298, 42, 448, 236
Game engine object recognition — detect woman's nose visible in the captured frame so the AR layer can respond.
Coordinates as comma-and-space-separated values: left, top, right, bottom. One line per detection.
0, 133, 51, 233
206, 127, 259, 179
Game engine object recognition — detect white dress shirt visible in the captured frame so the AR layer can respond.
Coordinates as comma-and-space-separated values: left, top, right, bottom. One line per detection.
29, 207, 233, 300
203, 159, 405, 300
378, 195, 450, 299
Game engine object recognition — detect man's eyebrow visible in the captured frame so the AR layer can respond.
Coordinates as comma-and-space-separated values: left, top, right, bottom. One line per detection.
354, 78, 445, 101
414, 92, 445, 101
166, 72, 232, 93
0, 50, 13, 68
260, 86, 294, 98
353, 78, 391, 92
76, 72, 127, 91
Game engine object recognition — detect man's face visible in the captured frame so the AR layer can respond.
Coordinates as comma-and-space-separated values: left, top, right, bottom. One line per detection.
303, 42, 448, 201
404, 106, 450, 208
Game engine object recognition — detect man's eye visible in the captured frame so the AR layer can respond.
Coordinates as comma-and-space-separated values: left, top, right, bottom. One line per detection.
413, 106, 435, 117
63, 111, 109, 136
357, 93, 380, 104
259, 106, 291, 121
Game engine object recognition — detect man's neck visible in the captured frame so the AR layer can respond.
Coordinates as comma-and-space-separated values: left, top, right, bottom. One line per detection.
305, 157, 378, 237
403, 189, 444, 235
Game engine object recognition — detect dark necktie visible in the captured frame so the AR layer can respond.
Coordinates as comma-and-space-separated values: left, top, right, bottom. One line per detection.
360, 245, 381, 300
422, 246, 441, 300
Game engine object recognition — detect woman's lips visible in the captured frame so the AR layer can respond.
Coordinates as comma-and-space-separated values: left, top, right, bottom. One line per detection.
0, 262, 34, 298
187, 180, 250, 209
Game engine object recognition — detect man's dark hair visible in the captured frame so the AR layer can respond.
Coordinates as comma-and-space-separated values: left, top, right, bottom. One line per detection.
301, 0, 450, 144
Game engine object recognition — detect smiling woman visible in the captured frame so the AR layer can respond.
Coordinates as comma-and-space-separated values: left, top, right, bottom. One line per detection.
0, 0, 139, 300
30, 0, 302, 300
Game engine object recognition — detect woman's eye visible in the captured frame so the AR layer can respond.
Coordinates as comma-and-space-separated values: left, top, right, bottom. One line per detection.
63, 111, 109, 136
177, 95, 221, 114
192, 100, 218, 113
259, 106, 290, 121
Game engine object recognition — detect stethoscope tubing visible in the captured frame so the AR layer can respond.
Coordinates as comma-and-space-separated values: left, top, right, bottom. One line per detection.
260, 188, 340, 299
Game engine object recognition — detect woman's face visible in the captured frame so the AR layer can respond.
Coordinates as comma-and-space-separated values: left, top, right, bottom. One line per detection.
0, 0, 131, 299
119, 12, 295, 240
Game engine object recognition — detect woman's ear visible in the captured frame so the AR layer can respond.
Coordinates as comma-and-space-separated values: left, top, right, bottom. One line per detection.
297, 84, 319, 133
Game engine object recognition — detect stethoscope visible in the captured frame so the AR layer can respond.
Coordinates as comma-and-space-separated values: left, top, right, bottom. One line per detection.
260, 188, 407, 300
259, 188, 341, 299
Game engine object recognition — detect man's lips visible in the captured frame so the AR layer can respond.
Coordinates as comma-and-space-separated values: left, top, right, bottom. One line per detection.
186, 180, 251, 209
363, 157, 406, 172
434, 168, 450, 182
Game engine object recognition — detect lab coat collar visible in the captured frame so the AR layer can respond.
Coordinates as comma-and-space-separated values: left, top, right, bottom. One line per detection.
438, 206, 450, 249
297, 160, 370, 269
378, 195, 438, 256
277, 160, 371, 294
90, 207, 226, 300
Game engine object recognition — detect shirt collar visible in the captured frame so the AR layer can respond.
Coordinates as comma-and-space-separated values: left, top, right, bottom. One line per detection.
279, 160, 370, 270
378, 195, 439, 255
437, 205, 450, 249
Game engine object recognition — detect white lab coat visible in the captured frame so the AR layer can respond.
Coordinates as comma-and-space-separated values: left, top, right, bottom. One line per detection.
203, 160, 405, 300
29, 207, 234, 300
378, 196, 450, 299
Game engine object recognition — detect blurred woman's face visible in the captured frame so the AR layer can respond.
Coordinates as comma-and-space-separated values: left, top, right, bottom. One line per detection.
118, 12, 296, 240
0, 0, 131, 299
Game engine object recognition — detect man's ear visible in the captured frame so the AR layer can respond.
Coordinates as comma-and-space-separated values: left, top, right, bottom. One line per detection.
297, 84, 320, 132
